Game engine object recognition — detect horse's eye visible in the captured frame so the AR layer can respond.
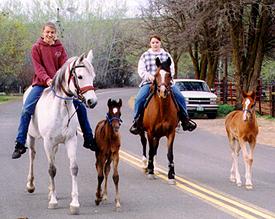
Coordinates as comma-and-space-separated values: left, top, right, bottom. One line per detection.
77, 75, 83, 79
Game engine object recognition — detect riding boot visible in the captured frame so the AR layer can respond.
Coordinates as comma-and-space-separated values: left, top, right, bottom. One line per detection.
129, 115, 142, 135
12, 142, 27, 159
181, 116, 197, 132
83, 135, 97, 152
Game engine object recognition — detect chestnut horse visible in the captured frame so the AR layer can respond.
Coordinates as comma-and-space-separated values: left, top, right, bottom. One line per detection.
95, 98, 122, 209
139, 57, 179, 184
225, 90, 258, 189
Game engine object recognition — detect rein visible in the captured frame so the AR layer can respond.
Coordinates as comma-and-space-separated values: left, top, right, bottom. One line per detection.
51, 86, 76, 101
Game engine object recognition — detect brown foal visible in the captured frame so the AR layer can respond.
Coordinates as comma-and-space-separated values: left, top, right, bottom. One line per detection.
94, 98, 122, 208
225, 91, 258, 189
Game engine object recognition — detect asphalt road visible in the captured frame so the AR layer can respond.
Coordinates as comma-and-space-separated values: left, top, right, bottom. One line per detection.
1, 88, 275, 219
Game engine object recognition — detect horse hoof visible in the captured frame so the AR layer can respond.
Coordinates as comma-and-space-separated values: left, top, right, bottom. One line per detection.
147, 174, 155, 180
115, 202, 121, 209
143, 167, 148, 174
48, 202, 58, 209
142, 156, 147, 168
236, 182, 242, 187
95, 199, 101, 206
229, 177, 236, 183
70, 205, 80, 215
102, 194, 108, 201
245, 184, 253, 190
27, 187, 35, 193
168, 179, 176, 185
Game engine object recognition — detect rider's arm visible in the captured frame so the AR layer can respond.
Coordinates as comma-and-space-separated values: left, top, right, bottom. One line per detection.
167, 52, 175, 78
31, 44, 51, 85
138, 55, 153, 81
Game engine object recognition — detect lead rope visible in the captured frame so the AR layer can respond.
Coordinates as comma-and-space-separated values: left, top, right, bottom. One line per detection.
64, 101, 79, 127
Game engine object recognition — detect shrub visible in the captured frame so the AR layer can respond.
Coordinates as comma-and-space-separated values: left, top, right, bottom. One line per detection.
218, 104, 235, 117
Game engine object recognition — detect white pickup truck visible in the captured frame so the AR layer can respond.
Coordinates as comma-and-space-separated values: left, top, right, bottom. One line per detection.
174, 79, 218, 119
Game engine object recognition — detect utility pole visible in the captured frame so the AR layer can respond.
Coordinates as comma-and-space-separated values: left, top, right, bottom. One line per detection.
56, 8, 64, 38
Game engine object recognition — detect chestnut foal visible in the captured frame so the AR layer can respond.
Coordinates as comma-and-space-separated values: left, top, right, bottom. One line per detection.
225, 91, 258, 189
95, 98, 122, 208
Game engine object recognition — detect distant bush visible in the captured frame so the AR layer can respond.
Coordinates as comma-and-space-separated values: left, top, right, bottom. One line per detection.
218, 104, 235, 117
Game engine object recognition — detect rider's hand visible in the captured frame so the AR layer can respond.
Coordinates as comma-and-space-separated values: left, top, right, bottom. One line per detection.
148, 75, 154, 82
47, 79, 53, 87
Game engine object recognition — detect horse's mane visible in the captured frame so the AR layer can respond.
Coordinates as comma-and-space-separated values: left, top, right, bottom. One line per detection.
52, 57, 77, 93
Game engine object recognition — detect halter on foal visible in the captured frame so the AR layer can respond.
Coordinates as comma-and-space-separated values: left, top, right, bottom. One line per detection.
25, 50, 97, 214
139, 57, 179, 184
95, 98, 122, 209
225, 90, 258, 189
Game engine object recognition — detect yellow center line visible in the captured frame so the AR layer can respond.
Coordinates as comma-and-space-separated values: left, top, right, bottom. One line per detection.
119, 150, 275, 219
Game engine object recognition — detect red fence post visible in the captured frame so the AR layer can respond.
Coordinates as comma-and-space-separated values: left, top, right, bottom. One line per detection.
257, 79, 262, 115
272, 85, 275, 117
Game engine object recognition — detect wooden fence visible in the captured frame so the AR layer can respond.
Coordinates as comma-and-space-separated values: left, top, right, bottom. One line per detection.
213, 79, 275, 117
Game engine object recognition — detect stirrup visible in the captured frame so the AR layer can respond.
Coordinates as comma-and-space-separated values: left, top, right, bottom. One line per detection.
181, 119, 197, 132
187, 119, 197, 131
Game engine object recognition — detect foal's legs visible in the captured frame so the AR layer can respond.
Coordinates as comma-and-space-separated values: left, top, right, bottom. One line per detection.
228, 137, 241, 186
66, 137, 80, 214
95, 156, 104, 205
241, 139, 256, 189
26, 135, 36, 193
167, 132, 176, 184
102, 156, 111, 201
112, 152, 121, 208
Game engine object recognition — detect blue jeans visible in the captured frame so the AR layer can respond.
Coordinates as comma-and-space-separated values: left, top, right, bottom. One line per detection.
133, 84, 188, 120
16, 85, 92, 145
73, 100, 93, 139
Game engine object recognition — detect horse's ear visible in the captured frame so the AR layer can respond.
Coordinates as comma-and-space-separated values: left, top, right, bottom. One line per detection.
156, 57, 161, 67
250, 91, 256, 101
107, 98, 112, 107
166, 57, 171, 66
118, 98, 122, 107
86, 49, 93, 63
241, 90, 247, 98
78, 53, 85, 63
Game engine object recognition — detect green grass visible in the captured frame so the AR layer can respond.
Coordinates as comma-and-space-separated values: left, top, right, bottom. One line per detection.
256, 113, 275, 120
218, 104, 275, 120
0, 95, 21, 103
217, 104, 235, 117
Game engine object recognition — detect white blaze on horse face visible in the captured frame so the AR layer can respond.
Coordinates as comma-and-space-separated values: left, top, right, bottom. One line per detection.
159, 70, 167, 94
113, 107, 118, 114
243, 98, 250, 121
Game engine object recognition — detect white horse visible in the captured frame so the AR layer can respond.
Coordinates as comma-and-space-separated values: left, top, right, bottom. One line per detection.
25, 50, 97, 214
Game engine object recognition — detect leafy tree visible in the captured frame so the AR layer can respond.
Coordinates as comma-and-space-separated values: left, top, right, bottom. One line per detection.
224, 0, 275, 98
0, 14, 30, 92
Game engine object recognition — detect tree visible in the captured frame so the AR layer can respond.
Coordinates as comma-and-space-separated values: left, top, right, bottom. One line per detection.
225, 0, 275, 97
140, 0, 188, 78
0, 14, 30, 92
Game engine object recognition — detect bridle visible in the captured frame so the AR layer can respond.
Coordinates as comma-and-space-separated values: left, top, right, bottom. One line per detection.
106, 113, 123, 126
242, 101, 256, 115
154, 70, 172, 96
67, 59, 96, 102
242, 98, 256, 121
57, 59, 96, 102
